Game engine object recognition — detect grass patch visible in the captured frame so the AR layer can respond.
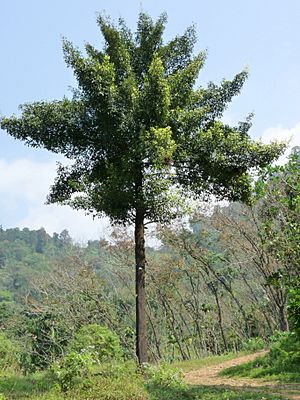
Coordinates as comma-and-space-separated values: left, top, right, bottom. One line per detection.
171, 351, 248, 372
0, 371, 58, 399
147, 384, 284, 400
221, 333, 300, 382
0, 367, 149, 400
0, 376, 286, 400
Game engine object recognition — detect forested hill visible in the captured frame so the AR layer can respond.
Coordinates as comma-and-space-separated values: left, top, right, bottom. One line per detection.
0, 226, 106, 302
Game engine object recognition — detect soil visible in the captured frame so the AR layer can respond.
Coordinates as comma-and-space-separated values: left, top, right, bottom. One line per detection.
184, 351, 300, 400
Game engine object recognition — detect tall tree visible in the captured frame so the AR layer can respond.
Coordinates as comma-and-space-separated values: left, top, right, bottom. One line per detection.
1, 12, 285, 363
255, 147, 300, 331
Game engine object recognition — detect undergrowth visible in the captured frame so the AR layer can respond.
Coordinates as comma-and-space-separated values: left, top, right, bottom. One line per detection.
0, 357, 286, 400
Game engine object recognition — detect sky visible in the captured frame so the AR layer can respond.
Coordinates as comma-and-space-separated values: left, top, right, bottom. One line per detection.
0, 0, 299, 241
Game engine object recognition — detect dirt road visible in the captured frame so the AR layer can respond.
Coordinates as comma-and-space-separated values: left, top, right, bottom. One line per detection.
184, 351, 300, 400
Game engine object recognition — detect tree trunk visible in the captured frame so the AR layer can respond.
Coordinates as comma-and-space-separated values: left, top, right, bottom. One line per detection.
135, 209, 148, 364
278, 304, 289, 332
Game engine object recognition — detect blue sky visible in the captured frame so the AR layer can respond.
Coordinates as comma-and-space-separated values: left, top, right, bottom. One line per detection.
0, 0, 299, 240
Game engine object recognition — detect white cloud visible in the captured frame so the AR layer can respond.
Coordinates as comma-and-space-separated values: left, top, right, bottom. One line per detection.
0, 158, 57, 202
259, 121, 300, 164
0, 158, 110, 242
19, 204, 111, 243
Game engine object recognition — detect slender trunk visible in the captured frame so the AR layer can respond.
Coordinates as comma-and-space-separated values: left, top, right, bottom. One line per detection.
212, 285, 228, 352
278, 304, 289, 331
146, 300, 162, 359
135, 208, 147, 364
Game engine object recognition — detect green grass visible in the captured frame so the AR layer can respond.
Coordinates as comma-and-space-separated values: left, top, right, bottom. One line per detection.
221, 333, 300, 383
147, 384, 285, 400
0, 374, 285, 400
0, 371, 59, 399
171, 351, 248, 372
0, 369, 148, 400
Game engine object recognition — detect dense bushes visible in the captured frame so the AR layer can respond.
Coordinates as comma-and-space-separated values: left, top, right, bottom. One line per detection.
288, 282, 300, 337
0, 333, 20, 372
52, 324, 123, 391
69, 324, 122, 362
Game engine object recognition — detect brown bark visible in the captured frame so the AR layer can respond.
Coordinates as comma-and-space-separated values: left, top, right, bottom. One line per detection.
135, 208, 148, 364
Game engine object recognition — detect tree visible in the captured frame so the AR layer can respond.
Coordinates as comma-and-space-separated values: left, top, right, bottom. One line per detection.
1, 12, 285, 363
255, 148, 300, 332
256, 147, 300, 278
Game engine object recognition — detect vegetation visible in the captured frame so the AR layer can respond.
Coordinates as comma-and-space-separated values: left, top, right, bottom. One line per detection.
0, 374, 285, 400
0, 10, 299, 400
0, 150, 298, 398
1, 12, 285, 363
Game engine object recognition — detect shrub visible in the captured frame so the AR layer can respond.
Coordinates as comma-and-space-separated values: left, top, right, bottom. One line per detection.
288, 283, 300, 337
242, 336, 266, 352
264, 333, 300, 371
21, 312, 70, 372
144, 364, 186, 389
52, 350, 95, 392
0, 332, 20, 372
69, 324, 122, 362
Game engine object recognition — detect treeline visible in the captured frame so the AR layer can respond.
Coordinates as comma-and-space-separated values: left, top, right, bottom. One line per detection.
0, 227, 78, 295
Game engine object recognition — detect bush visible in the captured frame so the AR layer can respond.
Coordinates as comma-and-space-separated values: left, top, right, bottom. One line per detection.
242, 336, 266, 352
264, 333, 300, 371
0, 332, 20, 372
69, 324, 122, 362
52, 350, 95, 391
268, 330, 289, 344
288, 283, 300, 337
144, 364, 186, 389
20, 312, 70, 372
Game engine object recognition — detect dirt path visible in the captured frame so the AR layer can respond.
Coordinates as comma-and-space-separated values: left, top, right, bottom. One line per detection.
184, 351, 300, 400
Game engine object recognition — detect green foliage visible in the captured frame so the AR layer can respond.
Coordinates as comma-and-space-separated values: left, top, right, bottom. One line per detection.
288, 278, 300, 339
255, 149, 300, 333
144, 363, 186, 390
0, 371, 61, 399
52, 350, 94, 391
69, 324, 122, 362
0, 227, 75, 308
20, 312, 70, 372
0, 363, 147, 399
67, 361, 147, 399
241, 337, 266, 352
0, 333, 20, 372
288, 282, 300, 336
255, 149, 300, 275
171, 352, 247, 373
